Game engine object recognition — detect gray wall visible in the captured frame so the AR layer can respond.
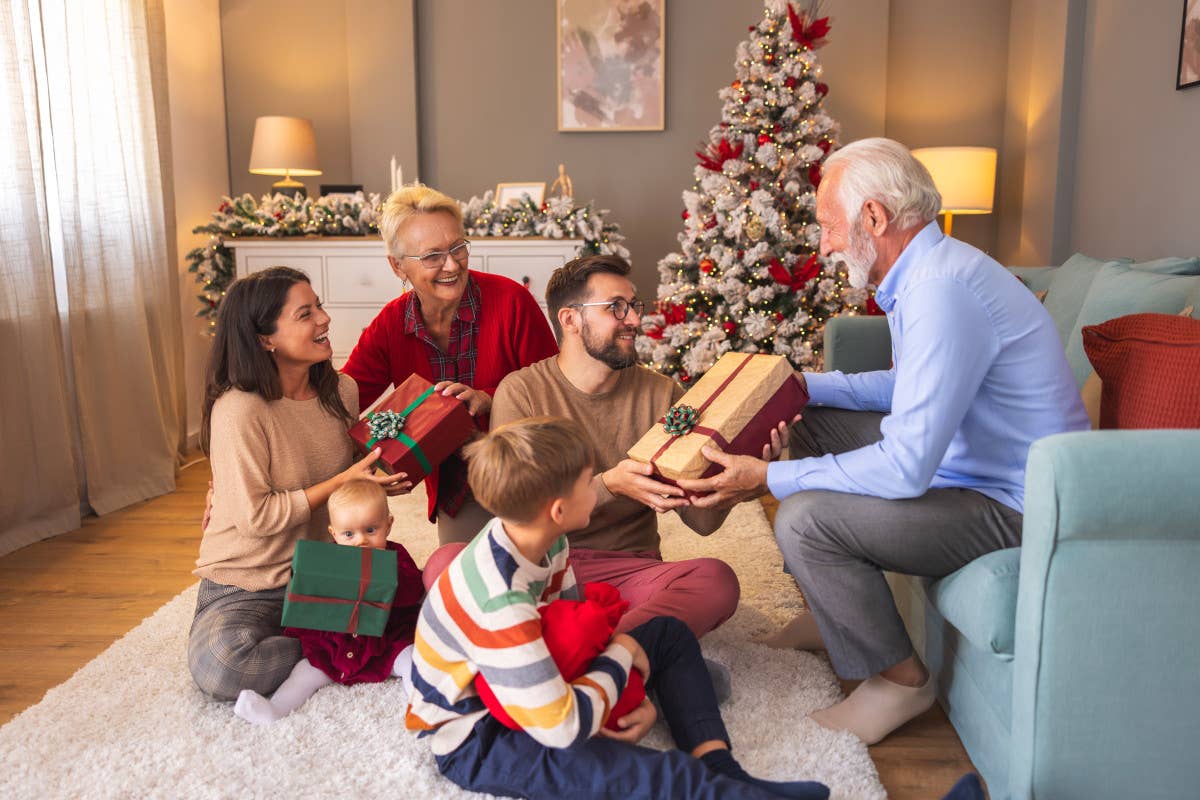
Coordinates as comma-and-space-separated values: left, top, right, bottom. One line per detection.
414, 0, 889, 292
884, 0, 1012, 255
1069, 0, 1200, 260
221, 0, 418, 199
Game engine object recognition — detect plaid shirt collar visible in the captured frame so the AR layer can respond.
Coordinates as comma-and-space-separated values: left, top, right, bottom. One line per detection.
402, 275, 480, 337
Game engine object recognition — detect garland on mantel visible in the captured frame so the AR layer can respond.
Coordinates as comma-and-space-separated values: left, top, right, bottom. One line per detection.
187, 191, 628, 330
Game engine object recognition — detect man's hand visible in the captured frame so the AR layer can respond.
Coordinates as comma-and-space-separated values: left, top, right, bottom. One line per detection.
434, 381, 492, 417
761, 415, 803, 461
597, 696, 657, 744
675, 446, 770, 509
601, 459, 689, 514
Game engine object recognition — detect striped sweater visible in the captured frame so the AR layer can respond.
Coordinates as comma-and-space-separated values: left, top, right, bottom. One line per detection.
405, 517, 634, 755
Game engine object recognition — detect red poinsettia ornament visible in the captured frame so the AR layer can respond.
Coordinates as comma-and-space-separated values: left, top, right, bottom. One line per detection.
787, 4, 831, 50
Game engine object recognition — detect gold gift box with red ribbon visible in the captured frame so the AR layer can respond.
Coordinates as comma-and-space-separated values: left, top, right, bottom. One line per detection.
628, 353, 809, 482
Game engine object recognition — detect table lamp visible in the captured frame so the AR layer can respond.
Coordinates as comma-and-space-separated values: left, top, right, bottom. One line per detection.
248, 116, 322, 198
911, 146, 996, 237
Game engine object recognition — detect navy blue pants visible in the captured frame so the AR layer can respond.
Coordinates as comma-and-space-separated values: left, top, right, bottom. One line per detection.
435, 616, 781, 799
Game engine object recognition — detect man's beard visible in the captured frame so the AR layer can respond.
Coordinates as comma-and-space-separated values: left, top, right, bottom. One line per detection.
581, 319, 639, 370
833, 218, 877, 289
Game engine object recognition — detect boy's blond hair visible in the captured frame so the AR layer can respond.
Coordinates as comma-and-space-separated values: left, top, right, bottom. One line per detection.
465, 416, 599, 525
379, 183, 464, 258
328, 479, 388, 520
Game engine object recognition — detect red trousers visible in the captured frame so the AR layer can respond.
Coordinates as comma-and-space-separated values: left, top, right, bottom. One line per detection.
422, 545, 739, 638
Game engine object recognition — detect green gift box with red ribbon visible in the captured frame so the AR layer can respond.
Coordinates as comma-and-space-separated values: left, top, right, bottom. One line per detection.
348, 373, 476, 482
281, 540, 398, 636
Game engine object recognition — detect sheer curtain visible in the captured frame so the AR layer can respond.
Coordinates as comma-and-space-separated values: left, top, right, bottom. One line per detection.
0, 0, 184, 555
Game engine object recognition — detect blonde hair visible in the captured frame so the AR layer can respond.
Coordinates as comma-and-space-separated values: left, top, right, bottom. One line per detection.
328, 479, 388, 521
465, 416, 599, 525
379, 183, 464, 258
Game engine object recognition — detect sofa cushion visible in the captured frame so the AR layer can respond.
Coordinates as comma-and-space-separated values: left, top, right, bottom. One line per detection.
1041, 254, 1128, 348
1127, 256, 1200, 275
1082, 313, 1200, 429
927, 547, 1021, 658
1008, 265, 1058, 295
1063, 264, 1200, 385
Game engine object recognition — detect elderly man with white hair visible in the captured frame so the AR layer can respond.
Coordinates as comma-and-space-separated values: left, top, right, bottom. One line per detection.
677, 137, 1088, 745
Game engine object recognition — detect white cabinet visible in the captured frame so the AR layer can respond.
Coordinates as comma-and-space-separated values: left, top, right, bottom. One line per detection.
231, 237, 582, 366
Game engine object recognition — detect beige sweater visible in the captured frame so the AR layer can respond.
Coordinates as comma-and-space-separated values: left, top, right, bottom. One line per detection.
194, 374, 359, 591
491, 357, 727, 553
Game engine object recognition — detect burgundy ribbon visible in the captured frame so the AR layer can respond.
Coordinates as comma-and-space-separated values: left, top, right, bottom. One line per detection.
286, 548, 388, 635
651, 354, 754, 466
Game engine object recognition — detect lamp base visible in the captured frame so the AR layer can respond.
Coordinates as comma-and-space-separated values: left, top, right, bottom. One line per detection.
271, 176, 306, 199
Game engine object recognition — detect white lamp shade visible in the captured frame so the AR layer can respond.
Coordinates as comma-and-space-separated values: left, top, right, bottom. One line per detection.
912, 146, 996, 214
248, 116, 322, 177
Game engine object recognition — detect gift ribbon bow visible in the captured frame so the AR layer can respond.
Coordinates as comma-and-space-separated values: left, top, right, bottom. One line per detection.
286, 548, 390, 636
365, 386, 436, 474
663, 405, 700, 436
652, 354, 757, 465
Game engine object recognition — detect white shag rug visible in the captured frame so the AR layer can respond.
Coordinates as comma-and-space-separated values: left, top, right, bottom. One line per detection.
0, 489, 885, 799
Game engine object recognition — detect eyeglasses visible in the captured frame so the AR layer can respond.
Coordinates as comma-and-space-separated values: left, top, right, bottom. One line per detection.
400, 240, 471, 269
569, 298, 646, 320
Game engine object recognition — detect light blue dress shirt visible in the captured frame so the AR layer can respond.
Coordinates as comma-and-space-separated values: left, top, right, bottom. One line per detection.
767, 222, 1089, 512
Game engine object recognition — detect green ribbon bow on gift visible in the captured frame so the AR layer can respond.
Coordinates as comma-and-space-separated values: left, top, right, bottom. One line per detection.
364, 386, 436, 474
662, 404, 700, 437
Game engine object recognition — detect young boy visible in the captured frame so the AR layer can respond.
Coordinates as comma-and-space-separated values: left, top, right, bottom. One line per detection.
406, 416, 829, 799
234, 480, 423, 724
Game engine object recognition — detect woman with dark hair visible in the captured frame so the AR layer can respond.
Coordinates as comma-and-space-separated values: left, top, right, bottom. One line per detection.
188, 266, 408, 701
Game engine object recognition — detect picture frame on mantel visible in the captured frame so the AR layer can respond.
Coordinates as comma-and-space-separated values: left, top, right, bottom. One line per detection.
1178, 0, 1200, 90
495, 182, 547, 207
557, 0, 665, 131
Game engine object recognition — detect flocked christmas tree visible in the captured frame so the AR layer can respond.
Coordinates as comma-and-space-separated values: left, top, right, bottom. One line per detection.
636, 0, 874, 384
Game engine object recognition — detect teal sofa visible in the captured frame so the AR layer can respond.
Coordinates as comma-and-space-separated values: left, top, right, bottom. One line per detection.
814, 254, 1200, 799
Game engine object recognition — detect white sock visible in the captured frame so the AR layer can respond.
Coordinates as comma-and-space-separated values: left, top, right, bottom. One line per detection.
759, 611, 826, 651
234, 658, 332, 725
810, 672, 936, 745
392, 645, 415, 698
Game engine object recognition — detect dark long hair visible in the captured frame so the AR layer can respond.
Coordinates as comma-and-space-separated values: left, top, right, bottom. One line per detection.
200, 267, 354, 455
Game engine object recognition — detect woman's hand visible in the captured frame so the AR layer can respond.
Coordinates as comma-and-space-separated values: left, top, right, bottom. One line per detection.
342, 448, 413, 494
597, 696, 657, 744
434, 381, 491, 417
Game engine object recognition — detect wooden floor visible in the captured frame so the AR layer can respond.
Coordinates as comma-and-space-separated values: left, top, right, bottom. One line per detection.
0, 461, 981, 798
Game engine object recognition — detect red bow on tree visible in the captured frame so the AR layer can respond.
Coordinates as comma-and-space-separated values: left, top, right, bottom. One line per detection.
660, 302, 688, 325
696, 138, 745, 172
768, 254, 822, 292
787, 5, 831, 50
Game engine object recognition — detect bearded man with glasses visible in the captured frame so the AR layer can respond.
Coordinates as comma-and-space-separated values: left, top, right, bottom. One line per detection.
341, 184, 558, 543
419, 254, 792, 656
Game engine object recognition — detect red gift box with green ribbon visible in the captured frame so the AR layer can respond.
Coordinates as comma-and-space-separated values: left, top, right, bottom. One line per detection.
281, 540, 398, 636
348, 373, 477, 482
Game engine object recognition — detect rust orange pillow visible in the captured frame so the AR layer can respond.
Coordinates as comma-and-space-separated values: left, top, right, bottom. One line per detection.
1082, 313, 1200, 429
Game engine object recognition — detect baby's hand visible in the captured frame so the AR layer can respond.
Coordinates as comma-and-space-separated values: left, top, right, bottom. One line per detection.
610, 633, 650, 681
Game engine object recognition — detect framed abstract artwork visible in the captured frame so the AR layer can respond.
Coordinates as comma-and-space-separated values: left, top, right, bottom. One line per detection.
1179, 0, 1200, 90
557, 0, 665, 131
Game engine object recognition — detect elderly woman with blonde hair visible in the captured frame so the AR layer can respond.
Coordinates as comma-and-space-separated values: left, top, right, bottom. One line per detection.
341, 184, 559, 543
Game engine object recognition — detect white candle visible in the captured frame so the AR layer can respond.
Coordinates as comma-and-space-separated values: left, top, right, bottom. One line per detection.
390, 157, 397, 193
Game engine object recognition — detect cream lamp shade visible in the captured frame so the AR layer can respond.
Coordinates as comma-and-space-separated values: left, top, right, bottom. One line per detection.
911, 146, 996, 237
248, 116, 322, 190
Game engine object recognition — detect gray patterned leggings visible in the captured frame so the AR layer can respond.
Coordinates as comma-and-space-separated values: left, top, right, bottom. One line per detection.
187, 579, 302, 701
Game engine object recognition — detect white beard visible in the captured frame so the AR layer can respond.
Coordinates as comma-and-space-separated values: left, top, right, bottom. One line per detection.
833, 218, 878, 289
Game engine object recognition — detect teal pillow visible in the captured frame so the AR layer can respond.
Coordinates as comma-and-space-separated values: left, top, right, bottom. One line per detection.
1127, 256, 1200, 276
1041, 254, 1129, 347
1186, 282, 1200, 319
928, 547, 1020, 658
1063, 263, 1200, 385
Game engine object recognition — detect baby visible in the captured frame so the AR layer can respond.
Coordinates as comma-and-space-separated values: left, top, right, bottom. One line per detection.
234, 479, 424, 725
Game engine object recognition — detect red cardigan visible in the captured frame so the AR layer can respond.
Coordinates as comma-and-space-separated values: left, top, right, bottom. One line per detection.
342, 271, 559, 519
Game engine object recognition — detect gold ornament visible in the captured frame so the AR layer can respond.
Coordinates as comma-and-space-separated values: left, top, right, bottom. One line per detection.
745, 213, 765, 241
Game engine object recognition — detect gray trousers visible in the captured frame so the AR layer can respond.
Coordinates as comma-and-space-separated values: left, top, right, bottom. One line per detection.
187, 579, 302, 701
775, 407, 1023, 679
